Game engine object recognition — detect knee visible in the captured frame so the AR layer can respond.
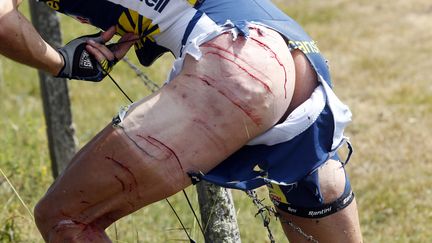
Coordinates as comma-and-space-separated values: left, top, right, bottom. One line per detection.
318, 159, 347, 203
34, 198, 106, 242
34, 195, 61, 241
34, 198, 50, 238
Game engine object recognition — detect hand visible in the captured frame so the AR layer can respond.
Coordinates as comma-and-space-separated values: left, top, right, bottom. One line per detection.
56, 26, 137, 81
85, 26, 137, 66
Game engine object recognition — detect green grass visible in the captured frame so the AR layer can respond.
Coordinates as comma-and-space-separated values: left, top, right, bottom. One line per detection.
1, 0, 432, 242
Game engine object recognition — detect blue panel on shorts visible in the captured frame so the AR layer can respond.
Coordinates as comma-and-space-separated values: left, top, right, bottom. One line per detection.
199, 104, 335, 191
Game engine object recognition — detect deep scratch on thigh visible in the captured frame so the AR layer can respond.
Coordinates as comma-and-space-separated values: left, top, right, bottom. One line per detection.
202, 38, 289, 98
184, 73, 263, 126
201, 42, 272, 81
249, 36, 289, 98
136, 134, 184, 170
114, 175, 126, 192
105, 155, 138, 193
203, 50, 272, 94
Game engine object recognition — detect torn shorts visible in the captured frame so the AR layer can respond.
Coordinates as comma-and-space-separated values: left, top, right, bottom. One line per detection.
188, 78, 353, 216
119, 22, 354, 216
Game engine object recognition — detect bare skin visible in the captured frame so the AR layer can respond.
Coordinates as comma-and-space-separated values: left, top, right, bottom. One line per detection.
0, 0, 63, 75
34, 26, 295, 242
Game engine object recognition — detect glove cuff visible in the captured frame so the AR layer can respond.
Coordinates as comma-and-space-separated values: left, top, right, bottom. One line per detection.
55, 48, 70, 78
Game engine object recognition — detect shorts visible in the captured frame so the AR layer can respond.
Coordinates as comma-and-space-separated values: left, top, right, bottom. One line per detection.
186, 80, 354, 218
163, 21, 354, 216
268, 157, 355, 218
189, 81, 352, 188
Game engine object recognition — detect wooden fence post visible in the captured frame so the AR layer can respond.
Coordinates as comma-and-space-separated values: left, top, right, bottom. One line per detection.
197, 181, 242, 243
29, 2, 76, 178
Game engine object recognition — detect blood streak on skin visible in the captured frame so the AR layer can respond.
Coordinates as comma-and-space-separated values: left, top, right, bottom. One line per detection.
184, 73, 262, 126
203, 51, 273, 94
136, 135, 184, 170
202, 42, 272, 83
250, 27, 265, 36
105, 156, 138, 192
114, 175, 126, 192
203, 35, 289, 98
249, 36, 289, 98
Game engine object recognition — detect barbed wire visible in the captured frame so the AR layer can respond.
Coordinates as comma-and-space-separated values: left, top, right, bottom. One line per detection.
246, 190, 319, 243
121, 57, 160, 93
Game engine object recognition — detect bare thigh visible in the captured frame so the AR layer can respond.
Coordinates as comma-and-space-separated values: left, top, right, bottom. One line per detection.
278, 160, 363, 243
34, 26, 295, 240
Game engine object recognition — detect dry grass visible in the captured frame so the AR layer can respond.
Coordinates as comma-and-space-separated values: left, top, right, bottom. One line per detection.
1, 0, 431, 242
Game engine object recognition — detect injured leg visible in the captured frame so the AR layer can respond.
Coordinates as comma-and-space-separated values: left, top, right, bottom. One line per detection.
34, 25, 295, 242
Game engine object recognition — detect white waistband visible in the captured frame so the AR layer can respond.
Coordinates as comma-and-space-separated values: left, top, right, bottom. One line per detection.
247, 84, 326, 146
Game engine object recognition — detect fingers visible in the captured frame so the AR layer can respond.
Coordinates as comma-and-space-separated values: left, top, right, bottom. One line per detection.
85, 26, 116, 62
86, 40, 115, 63
111, 33, 138, 59
100, 26, 117, 43
85, 26, 138, 63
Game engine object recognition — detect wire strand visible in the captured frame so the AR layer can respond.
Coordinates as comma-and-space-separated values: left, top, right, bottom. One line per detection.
166, 198, 196, 243
102, 64, 199, 242
183, 190, 205, 236
106, 72, 133, 103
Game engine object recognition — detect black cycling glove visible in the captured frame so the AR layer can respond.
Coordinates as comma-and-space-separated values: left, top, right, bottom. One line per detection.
56, 32, 117, 82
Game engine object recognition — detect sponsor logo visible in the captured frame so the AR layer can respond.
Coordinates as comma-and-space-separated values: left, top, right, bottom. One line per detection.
79, 51, 93, 69
142, 0, 170, 13
288, 40, 320, 54
45, 0, 60, 10
342, 191, 354, 205
269, 193, 282, 203
286, 207, 297, 213
308, 206, 332, 217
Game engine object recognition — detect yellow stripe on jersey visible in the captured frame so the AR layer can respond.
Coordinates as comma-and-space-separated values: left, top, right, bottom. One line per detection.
145, 23, 161, 38
187, 0, 199, 6
117, 10, 158, 37
117, 10, 138, 34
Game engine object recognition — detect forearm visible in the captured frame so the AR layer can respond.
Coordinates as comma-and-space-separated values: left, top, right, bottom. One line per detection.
0, 1, 63, 75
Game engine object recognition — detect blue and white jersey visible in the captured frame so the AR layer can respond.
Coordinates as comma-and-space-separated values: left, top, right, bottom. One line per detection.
39, 0, 330, 84
40, 0, 205, 65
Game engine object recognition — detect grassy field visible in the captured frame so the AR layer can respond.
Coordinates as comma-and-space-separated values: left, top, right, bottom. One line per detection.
1, 0, 432, 242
